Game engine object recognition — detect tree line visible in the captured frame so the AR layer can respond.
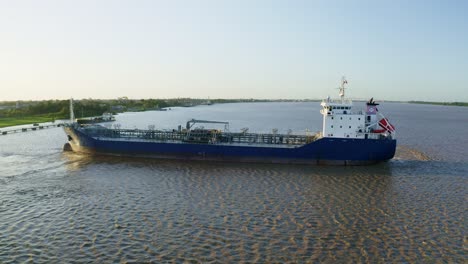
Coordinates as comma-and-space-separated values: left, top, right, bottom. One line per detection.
409, 101, 468, 107
0, 98, 261, 119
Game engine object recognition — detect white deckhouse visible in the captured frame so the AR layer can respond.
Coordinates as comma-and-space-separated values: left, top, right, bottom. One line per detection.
320, 78, 395, 139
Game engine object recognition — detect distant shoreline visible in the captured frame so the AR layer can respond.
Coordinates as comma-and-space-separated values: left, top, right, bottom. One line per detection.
406, 101, 468, 107
1, 98, 466, 105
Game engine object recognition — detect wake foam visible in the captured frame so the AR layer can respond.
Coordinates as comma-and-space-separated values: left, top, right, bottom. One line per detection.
394, 145, 432, 161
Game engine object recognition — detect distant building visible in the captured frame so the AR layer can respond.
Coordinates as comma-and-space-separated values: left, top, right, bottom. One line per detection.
111, 105, 125, 112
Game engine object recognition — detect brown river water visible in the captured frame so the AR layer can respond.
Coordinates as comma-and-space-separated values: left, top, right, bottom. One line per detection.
0, 102, 466, 263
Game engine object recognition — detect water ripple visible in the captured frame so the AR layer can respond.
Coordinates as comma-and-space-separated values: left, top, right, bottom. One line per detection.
0, 103, 466, 262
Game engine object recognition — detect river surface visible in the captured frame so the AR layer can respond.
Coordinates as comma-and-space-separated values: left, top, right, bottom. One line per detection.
0, 102, 466, 263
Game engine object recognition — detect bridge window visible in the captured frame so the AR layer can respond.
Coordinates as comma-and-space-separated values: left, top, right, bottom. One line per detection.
340, 117, 343, 120
331, 125, 334, 128
340, 126, 342, 128
349, 126, 351, 128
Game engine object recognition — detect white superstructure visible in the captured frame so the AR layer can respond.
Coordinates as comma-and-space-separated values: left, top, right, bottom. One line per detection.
320, 77, 395, 139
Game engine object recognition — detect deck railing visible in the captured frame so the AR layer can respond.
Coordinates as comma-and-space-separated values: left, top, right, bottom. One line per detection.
81, 126, 321, 146
321, 99, 353, 105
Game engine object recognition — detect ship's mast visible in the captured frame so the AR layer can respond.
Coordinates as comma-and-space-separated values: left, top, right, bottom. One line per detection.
339, 76, 347, 103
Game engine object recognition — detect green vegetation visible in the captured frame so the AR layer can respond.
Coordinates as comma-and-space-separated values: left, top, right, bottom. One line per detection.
0, 99, 101, 128
0, 100, 71, 128
0, 116, 56, 128
0, 98, 223, 128
409, 101, 468, 107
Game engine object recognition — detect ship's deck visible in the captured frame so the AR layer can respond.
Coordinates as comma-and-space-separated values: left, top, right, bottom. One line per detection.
79, 126, 321, 148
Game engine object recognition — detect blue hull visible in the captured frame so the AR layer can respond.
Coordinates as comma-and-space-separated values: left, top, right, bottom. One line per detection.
64, 127, 396, 165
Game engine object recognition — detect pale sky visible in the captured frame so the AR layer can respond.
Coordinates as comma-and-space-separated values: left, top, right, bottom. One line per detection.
0, 0, 467, 102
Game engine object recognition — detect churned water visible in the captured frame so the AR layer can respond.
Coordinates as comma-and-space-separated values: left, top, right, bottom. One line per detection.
0, 102, 466, 263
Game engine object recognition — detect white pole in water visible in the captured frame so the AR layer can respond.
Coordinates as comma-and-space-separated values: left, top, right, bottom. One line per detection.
70, 98, 75, 123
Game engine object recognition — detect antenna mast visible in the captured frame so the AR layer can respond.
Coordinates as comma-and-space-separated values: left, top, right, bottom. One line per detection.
339, 76, 347, 103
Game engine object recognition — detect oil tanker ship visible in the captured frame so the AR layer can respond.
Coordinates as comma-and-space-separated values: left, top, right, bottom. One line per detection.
63, 79, 396, 165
